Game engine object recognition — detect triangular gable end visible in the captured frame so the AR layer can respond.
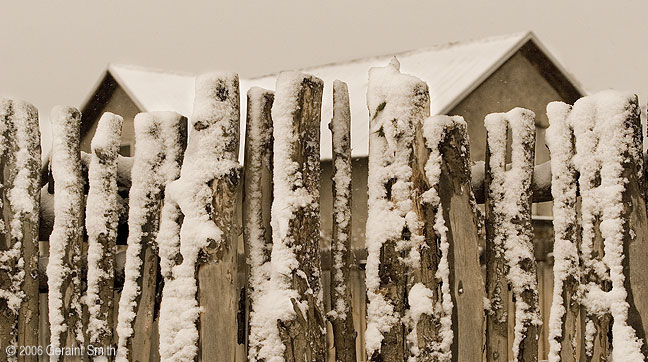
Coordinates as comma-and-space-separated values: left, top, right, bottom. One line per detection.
80, 31, 584, 160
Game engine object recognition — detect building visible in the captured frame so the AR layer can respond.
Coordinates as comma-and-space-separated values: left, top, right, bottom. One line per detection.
78, 31, 584, 358
80, 31, 583, 249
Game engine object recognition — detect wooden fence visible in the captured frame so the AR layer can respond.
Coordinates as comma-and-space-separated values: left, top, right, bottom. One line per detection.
0, 60, 647, 362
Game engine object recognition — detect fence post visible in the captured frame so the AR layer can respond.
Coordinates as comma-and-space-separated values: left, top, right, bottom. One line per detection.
414, 115, 485, 361
570, 96, 610, 361
0, 99, 41, 361
270, 71, 325, 361
116, 112, 187, 362
243, 87, 274, 356
571, 92, 647, 361
157, 73, 241, 361
47, 106, 85, 358
364, 58, 429, 361
85, 112, 123, 351
546, 102, 579, 362
329, 80, 356, 362
485, 108, 540, 362
622, 96, 648, 359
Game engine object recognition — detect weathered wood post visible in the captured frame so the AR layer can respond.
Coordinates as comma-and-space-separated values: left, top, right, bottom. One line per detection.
116, 112, 187, 362
270, 71, 325, 362
571, 92, 647, 361
413, 115, 485, 361
243, 87, 274, 353
621, 96, 648, 359
546, 102, 580, 362
157, 73, 241, 361
329, 80, 356, 362
85, 112, 123, 353
0, 99, 41, 361
484, 108, 540, 362
570, 95, 610, 361
47, 106, 85, 359
364, 58, 429, 361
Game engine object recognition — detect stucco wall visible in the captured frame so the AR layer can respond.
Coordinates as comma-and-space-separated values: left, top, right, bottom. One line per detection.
80, 85, 139, 155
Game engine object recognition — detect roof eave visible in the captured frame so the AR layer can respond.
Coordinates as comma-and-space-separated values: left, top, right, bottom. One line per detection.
106, 64, 149, 112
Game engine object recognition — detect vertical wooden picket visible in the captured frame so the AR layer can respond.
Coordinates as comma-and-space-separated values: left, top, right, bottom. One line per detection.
0, 99, 41, 361
85, 112, 123, 351
196, 74, 241, 362
485, 109, 540, 362
484, 120, 510, 362
243, 87, 274, 353
612, 95, 648, 359
414, 115, 485, 361
116, 112, 187, 362
329, 80, 356, 362
546, 102, 579, 362
48, 106, 85, 359
271, 72, 326, 361
365, 59, 429, 361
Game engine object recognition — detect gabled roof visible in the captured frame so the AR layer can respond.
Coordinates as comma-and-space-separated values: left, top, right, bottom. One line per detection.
82, 31, 584, 159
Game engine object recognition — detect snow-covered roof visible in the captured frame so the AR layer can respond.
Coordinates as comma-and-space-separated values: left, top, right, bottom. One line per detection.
89, 31, 582, 160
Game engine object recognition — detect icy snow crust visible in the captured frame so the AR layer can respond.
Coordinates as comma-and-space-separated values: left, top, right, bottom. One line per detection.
157, 73, 240, 362
485, 108, 541, 361
364, 58, 430, 357
116, 112, 185, 362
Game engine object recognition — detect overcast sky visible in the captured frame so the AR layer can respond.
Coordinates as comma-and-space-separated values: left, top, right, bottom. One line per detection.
2, 0, 647, 146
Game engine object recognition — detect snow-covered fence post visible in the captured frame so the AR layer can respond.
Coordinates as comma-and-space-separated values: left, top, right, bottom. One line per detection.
484, 108, 541, 362
196, 74, 241, 362
0, 99, 41, 360
546, 102, 580, 362
157, 73, 241, 361
47, 106, 85, 357
85, 112, 123, 351
571, 92, 647, 361
621, 97, 648, 360
243, 87, 274, 350
116, 112, 187, 362
413, 115, 485, 361
364, 59, 429, 361
329, 80, 356, 362
267, 71, 325, 362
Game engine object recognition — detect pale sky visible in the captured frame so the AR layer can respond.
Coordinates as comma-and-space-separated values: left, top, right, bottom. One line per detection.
2, 0, 647, 148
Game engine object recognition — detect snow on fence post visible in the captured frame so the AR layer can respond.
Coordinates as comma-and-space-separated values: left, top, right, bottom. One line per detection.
364, 58, 429, 361
116, 112, 187, 362
267, 71, 325, 361
572, 92, 646, 361
546, 102, 580, 362
0, 99, 41, 361
47, 106, 85, 358
243, 87, 274, 350
157, 73, 241, 362
484, 108, 541, 362
328, 80, 356, 362
413, 115, 485, 361
85, 112, 123, 352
